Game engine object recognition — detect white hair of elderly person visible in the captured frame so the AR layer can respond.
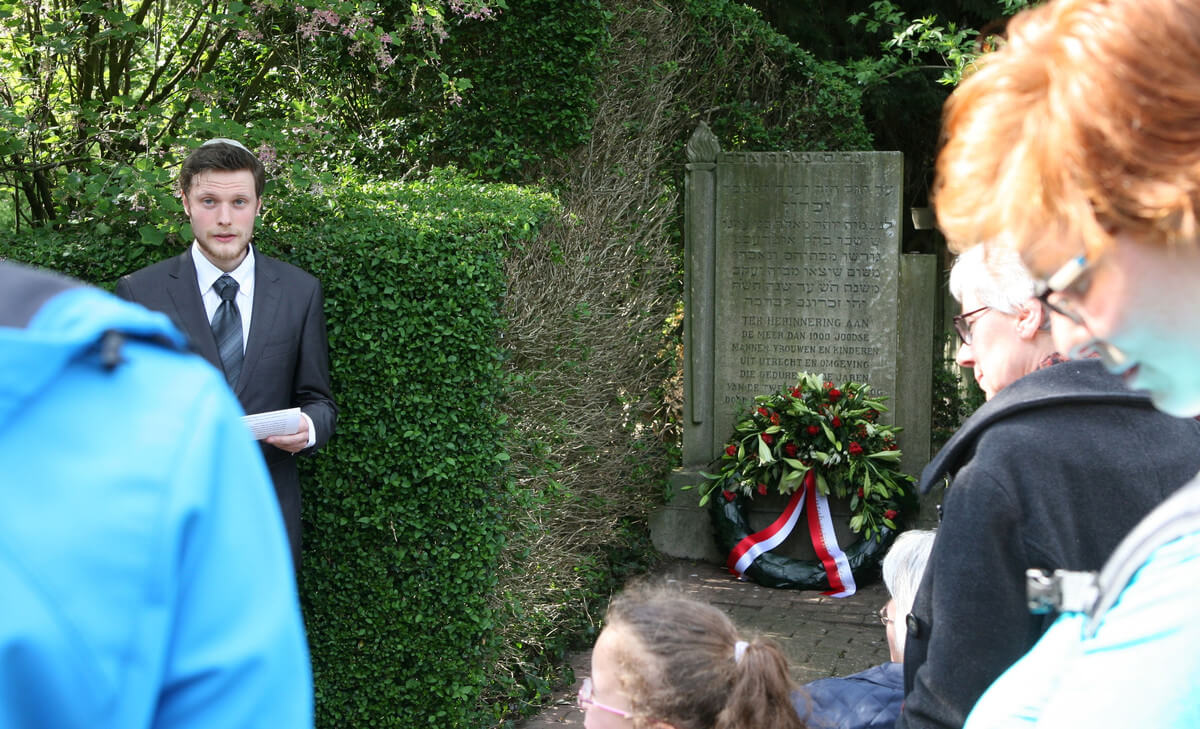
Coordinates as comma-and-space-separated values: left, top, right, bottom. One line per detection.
881, 529, 936, 663
792, 529, 936, 729
948, 245, 1061, 400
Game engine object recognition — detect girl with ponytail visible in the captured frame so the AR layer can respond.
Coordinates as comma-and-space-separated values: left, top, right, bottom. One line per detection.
578, 585, 809, 729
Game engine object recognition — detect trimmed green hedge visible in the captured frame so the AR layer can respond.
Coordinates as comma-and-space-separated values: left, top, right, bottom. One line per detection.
0, 169, 558, 728
279, 174, 554, 728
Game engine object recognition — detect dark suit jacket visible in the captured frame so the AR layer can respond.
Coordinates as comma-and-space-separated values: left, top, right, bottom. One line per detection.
116, 247, 337, 566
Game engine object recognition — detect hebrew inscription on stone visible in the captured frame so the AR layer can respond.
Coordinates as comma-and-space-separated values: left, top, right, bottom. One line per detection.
712, 153, 902, 442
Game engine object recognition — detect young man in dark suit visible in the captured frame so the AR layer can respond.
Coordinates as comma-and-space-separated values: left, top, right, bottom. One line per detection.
117, 138, 337, 568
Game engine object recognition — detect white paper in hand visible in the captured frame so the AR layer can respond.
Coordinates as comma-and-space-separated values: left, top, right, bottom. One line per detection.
241, 407, 302, 440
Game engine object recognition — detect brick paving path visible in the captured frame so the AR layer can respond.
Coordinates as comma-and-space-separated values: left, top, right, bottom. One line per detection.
517, 557, 891, 728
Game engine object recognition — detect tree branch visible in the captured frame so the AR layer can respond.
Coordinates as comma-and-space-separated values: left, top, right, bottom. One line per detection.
233, 46, 284, 122
0, 156, 93, 174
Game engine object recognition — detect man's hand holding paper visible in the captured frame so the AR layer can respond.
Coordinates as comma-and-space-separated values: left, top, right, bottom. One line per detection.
266, 414, 311, 453
242, 407, 301, 440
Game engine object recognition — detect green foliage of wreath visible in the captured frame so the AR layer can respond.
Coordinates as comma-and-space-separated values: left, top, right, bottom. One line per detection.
699, 372, 915, 540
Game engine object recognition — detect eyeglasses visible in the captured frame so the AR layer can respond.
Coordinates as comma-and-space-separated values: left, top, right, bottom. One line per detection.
878, 604, 893, 626
578, 677, 634, 720
1035, 253, 1091, 325
952, 305, 993, 345
1036, 253, 1129, 369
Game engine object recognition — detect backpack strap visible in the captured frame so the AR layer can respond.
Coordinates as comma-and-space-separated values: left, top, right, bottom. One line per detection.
0, 261, 81, 329
1025, 478, 1200, 637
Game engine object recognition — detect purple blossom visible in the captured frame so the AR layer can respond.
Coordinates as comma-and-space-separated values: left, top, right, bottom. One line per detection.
313, 8, 339, 25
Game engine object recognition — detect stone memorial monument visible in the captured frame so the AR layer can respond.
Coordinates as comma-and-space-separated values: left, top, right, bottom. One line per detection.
651, 123, 936, 562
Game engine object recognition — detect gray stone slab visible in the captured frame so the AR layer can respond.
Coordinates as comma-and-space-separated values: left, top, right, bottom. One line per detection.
711, 150, 904, 456
660, 122, 934, 564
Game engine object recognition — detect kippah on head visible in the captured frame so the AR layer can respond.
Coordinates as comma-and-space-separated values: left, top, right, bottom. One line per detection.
201, 138, 255, 156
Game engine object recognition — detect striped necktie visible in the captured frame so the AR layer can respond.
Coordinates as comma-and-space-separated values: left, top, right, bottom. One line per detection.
211, 274, 243, 388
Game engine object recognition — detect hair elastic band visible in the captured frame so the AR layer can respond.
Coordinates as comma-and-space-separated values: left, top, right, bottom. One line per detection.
733, 640, 749, 664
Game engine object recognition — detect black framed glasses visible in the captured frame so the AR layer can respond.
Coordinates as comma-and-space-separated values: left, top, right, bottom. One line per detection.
952, 305, 992, 345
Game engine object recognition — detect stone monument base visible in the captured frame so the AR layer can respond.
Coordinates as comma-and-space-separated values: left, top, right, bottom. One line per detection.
650, 468, 722, 563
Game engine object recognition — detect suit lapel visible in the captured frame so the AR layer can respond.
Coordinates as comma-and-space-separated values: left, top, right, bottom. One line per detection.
239, 249, 282, 397
166, 252, 222, 369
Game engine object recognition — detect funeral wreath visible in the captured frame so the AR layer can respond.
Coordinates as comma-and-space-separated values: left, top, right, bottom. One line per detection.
699, 372, 914, 540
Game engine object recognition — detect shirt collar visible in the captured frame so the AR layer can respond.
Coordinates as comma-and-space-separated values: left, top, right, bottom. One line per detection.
191, 241, 255, 297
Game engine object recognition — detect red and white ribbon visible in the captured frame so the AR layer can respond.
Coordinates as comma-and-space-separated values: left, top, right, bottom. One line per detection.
805, 478, 856, 597
726, 486, 806, 577
725, 469, 857, 597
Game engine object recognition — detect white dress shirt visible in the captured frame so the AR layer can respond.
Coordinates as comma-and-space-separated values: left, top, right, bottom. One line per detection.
191, 242, 316, 448
192, 242, 254, 351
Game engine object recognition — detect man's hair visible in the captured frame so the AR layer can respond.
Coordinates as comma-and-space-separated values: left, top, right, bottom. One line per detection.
932, 0, 1200, 275
179, 140, 266, 199
948, 244, 1037, 314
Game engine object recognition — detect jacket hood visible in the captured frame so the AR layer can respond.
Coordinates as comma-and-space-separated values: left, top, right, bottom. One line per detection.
920, 359, 1156, 494
0, 277, 186, 428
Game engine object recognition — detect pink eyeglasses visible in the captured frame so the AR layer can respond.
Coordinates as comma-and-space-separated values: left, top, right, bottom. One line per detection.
577, 677, 634, 720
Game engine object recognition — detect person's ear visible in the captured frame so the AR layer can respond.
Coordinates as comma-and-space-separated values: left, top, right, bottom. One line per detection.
255, 196, 263, 217
1014, 299, 1045, 340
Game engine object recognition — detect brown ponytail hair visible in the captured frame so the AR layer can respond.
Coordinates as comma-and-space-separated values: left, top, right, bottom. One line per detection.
603, 585, 808, 729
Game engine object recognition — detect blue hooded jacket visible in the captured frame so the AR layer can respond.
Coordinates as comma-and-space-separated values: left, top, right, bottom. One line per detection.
0, 263, 312, 728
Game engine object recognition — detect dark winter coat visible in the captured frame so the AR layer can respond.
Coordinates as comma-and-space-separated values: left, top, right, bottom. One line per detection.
896, 359, 1200, 729
795, 662, 903, 729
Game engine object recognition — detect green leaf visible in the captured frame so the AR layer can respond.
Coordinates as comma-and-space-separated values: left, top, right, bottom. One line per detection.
138, 224, 164, 247
867, 450, 904, 462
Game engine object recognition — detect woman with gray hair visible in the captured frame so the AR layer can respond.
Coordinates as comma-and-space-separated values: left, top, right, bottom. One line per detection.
895, 248, 1200, 729
947, 245, 1061, 400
